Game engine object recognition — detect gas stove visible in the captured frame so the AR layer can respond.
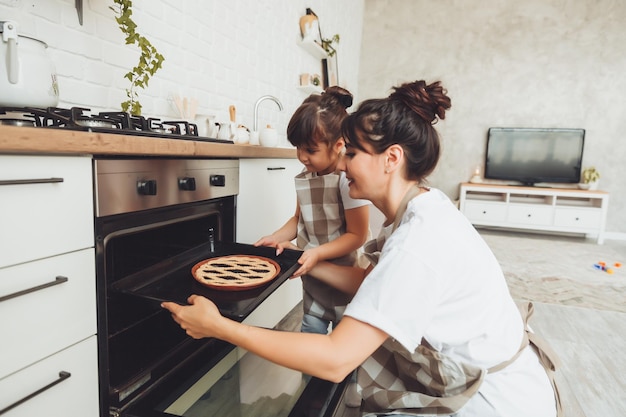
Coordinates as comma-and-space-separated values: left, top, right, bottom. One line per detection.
0, 106, 231, 143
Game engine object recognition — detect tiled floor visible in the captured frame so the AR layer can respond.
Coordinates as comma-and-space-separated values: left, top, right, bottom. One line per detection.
482, 230, 626, 312
530, 303, 626, 417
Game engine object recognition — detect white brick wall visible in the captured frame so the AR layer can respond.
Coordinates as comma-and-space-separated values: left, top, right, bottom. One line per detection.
1, 0, 364, 146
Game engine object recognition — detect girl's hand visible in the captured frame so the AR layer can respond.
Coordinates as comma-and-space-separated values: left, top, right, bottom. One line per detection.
254, 235, 280, 248
275, 240, 299, 256
162, 295, 225, 339
292, 247, 321, 277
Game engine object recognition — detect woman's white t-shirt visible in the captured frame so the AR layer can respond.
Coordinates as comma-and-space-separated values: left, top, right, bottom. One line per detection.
344, 188, 556, 417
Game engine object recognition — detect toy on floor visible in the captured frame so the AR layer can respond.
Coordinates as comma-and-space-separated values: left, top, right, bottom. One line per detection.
593, 261, 622, 274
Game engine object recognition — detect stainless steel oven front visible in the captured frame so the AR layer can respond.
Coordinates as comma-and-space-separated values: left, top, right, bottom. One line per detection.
93, 158, 347, 417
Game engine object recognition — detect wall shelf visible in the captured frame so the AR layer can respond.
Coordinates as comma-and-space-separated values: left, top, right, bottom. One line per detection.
298, 38, 328, 60
297, 85, 323, 94
458, 182, 610, 244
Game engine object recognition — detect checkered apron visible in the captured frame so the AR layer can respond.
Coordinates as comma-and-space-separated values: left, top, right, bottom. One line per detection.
357, 186, 563, 416
295, 171, 356, 322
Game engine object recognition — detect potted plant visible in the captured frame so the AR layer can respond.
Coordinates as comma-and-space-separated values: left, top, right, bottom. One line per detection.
110, 0, 165, 115
579, 167, 600, 190
321, 34, 340, 57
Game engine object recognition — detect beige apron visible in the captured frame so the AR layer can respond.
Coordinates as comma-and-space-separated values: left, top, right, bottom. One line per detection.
357, 185, 563, 416
295, 171, 356, 322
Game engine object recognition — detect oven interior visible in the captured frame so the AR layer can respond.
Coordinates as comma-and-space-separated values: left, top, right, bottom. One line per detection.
97, 199, 238, 409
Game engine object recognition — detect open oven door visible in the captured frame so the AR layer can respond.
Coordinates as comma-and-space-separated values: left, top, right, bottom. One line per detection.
122, 342, 349, 417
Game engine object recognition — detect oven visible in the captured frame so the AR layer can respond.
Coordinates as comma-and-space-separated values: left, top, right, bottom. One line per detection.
93, 158, 349, 417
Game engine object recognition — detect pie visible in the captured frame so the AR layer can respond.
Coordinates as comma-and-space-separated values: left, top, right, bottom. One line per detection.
191, 255, 281, 291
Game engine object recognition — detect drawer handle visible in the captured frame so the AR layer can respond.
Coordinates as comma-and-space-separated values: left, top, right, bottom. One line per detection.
0, 276, 68, 303
0, 177, 64, 186
267, 167, 286, 170
0, 371, 71, 415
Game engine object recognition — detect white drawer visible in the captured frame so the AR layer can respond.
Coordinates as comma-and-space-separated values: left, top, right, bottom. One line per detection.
0, 155, 94, 268
507, 204, 553, 226
463, 201, 507, 223
0, 336, 99, 417
0, 249, 96, 378
554, 207, 602, 230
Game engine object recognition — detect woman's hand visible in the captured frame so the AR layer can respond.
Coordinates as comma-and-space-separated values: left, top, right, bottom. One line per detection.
292, 247, 321, 277
162, 295, 226, 339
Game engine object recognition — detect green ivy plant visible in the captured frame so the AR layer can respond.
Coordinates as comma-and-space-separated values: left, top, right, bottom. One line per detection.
110, 0, 165, 115
321, 34, 340, 57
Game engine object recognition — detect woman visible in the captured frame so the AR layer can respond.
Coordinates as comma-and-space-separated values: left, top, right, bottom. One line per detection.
162, 80, 560, 417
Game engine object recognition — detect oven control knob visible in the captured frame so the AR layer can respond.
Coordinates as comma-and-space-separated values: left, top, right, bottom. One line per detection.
210, 175, 226, 187
137, 179, 157, 195
178, 177, 196, 191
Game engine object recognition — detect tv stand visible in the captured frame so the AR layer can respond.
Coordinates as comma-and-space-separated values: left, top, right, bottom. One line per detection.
459, 183, 609, 244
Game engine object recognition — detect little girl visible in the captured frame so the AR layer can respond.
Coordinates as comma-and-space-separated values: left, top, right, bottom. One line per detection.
255, 86, 370, 335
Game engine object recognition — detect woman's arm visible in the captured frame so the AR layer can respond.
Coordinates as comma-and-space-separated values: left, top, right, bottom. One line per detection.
162, 295, 388, 383
291, 204, 370, 276
307, 261, 372, 295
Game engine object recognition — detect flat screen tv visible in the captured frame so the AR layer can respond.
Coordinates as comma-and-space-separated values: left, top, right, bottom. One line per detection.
484, 127, 585, 186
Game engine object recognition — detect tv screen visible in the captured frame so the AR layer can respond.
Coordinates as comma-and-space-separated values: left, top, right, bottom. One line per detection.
484, 127, 585, 186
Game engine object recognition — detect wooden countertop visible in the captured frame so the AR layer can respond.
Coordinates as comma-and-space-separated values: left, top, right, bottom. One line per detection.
0, 125, 297, 159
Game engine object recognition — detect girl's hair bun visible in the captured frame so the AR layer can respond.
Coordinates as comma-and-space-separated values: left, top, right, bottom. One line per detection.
324, 86, 353, 109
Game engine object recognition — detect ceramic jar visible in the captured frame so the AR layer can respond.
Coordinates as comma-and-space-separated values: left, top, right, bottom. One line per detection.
259, 126, 278, 147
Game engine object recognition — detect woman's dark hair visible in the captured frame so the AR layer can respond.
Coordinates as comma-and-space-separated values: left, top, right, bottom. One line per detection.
342, 80, 451, 182
287, 86, 353, 148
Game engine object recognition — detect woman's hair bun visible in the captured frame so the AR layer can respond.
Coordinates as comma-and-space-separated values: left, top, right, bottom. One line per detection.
324, 86, 353, 109
390, 80, 451, 124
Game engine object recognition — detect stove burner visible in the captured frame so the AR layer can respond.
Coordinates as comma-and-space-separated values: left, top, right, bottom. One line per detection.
0, 106, 230, 143
0, 118, 37, 127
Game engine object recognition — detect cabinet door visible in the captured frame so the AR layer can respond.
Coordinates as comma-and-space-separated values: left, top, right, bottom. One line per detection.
236, 158, 303, 243
554, 207, 602, 230
236, 159, 304, 318
507, 205, 553, 226
0, 155, 94, 268
463, 201, 507, 223
0, 249, 96, 378
0, 336, 99, 417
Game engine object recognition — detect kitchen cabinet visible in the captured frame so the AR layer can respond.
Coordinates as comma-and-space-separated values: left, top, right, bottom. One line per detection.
236, 158, 303, 243
0, 155, 94, 268
236, 158, 304, 327
459, 183, 609, 244
0, 155, 98, 416
0, 336, 98, 417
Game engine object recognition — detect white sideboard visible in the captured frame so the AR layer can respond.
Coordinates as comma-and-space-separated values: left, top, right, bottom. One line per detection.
458, 183, 609, 244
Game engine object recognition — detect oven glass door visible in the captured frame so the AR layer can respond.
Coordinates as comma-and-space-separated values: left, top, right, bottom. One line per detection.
124, 344, 347, 417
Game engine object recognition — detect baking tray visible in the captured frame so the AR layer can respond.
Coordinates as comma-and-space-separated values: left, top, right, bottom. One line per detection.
112, 242, 302, 321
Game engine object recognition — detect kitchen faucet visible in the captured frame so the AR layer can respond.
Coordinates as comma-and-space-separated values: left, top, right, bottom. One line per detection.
254, 95, 283, 132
